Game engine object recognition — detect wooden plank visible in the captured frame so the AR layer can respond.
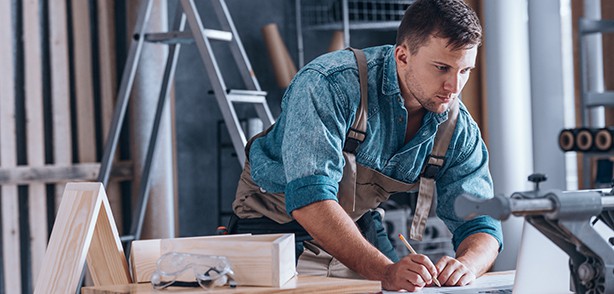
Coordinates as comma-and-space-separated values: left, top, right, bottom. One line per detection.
86, 188, 131, 285
82, 275, 382, 294
34, 182, 131, 293
96, 0, 123, 233
33, 183, 102, 294
71, 0, 97, 163
49, 0, 73, 208
23, 0, 48, 286
0, 0, 22, 292
130, 234, 295, 287
0, 161, 133, 185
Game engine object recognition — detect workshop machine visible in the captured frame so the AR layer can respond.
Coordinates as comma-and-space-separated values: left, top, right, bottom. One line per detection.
455, 174, 614, 294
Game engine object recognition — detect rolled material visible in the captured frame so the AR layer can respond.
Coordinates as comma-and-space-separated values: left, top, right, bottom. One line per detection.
328, 30, 345, 52
575, 128, 594, 152
261, 23, 297, 88
558, 129, 576, 152
558, 127, 614, 152
594, 127, 614, 152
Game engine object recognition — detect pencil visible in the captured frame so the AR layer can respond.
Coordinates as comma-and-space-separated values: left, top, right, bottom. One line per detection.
398, 233, 442, 287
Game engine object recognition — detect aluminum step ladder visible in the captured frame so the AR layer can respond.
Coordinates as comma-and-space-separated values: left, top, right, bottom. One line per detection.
97, 0, 274, 245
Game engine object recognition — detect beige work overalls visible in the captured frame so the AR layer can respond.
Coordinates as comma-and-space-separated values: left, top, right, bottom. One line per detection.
232, 48, 459, 278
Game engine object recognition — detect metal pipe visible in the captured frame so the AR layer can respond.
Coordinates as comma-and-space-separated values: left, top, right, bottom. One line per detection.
510, 198, 556, 216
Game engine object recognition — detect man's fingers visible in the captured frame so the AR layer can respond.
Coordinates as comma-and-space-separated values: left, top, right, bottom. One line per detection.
458, 272, 474, 286
408, 254, 438, 280
445, 268, 465, 286
435, 256, 457, 284
434, 256, 477, 286
404, 271, 427, 288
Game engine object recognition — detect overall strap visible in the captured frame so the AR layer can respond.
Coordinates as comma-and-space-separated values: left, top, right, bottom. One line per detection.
338, 47, 368, 213
344, 48, 369, 153
409, 99, 460, 240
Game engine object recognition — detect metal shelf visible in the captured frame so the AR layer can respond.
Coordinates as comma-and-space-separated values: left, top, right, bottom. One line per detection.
295, 0, 413, 67
585, 92, 614, 108
304, 21, 402, 31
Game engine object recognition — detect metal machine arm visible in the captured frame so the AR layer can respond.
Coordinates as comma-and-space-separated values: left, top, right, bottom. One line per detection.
455, 181, 614, 294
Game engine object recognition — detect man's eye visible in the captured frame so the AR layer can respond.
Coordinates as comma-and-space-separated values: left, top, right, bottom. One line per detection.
436, 65, 448, 71
461, 68, 472, 74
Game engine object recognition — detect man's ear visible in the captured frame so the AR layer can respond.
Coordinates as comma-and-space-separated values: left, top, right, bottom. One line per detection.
395, 44, 409, 67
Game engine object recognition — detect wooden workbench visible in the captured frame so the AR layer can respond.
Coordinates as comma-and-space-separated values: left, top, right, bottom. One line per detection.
82, 275, 382, 294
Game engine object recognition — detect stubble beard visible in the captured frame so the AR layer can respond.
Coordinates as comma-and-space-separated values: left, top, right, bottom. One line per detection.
405, 71, 452, 114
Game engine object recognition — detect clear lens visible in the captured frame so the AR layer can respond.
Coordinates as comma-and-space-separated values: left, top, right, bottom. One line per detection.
151, 252, 235, 290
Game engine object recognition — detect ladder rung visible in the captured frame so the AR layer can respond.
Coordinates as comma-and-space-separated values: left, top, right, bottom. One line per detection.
142, 31, 194, 44
200, 29, 233, 41
227, 89, 267, 96
227, 93, 268, 104
139, 29, 232, 44
120, 234, 135, 242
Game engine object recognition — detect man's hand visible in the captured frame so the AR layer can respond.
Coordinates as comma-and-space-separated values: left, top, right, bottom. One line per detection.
383, 254, 439, 292
434, 256, 476, 286
434, 232, 499, 287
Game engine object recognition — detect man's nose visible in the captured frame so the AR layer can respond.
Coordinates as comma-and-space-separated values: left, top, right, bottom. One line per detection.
443, 73, 461, 94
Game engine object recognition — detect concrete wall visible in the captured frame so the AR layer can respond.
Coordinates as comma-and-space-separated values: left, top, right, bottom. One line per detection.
174, 0, 397, 236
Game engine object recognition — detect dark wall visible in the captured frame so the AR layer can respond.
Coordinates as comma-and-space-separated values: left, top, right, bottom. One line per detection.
175, 0, 397, 236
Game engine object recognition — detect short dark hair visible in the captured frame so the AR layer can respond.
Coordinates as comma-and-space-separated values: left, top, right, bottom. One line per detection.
396, 0, 482, 54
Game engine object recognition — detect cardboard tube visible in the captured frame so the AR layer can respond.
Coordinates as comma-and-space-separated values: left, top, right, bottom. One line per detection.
328, 30, 345, 52
558, 129, 576, 152
261, 23, 296, 88
594, 127, 613, 152
575, 128, 594, 152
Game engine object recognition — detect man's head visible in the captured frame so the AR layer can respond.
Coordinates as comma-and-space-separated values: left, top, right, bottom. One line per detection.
396, 0, 482, 55
394, 0, 481, 113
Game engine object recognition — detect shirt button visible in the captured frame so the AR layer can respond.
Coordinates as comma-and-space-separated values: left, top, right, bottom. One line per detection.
259, 187, 267, 193
398, 116, 403, 123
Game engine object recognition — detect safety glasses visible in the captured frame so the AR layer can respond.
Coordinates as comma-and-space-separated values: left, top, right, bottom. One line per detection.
151, 252, 236, 290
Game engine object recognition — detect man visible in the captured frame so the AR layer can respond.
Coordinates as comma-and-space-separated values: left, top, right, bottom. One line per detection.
231, 0, 502, 291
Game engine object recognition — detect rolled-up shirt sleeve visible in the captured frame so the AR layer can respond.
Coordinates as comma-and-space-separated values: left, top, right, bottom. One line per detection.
280, 68, 356, 215
435, 112, 504, 252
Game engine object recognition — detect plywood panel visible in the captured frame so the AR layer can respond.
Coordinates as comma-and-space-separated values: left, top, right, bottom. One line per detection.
23, 0, 48, 285
71, 0, 97, 163
86, 192, 131, 285
34, 183, 102, 294
34, 182, 131, 293
49, 0, 73, 208
0, 0, 21, 292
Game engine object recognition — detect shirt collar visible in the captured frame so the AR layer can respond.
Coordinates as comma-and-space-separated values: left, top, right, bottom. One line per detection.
382, 46, 451, 125
382, 47, 400, 96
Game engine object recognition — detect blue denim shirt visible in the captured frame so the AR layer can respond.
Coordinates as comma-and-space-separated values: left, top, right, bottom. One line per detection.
249, 45, 502, 251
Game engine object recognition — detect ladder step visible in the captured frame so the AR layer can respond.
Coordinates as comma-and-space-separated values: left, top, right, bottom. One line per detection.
227, 89, 268, 103
139, 29, 232, 44
227, 89, 267, 96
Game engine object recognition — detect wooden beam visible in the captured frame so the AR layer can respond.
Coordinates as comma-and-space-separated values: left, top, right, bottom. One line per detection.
49, 0, 73, 208
0, 0, 21, 292
71, 0, 97, 163
24, 0, 48, 285
0, 162, 133, 185
97, 0, 123, 233
34, 182, 131, 294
